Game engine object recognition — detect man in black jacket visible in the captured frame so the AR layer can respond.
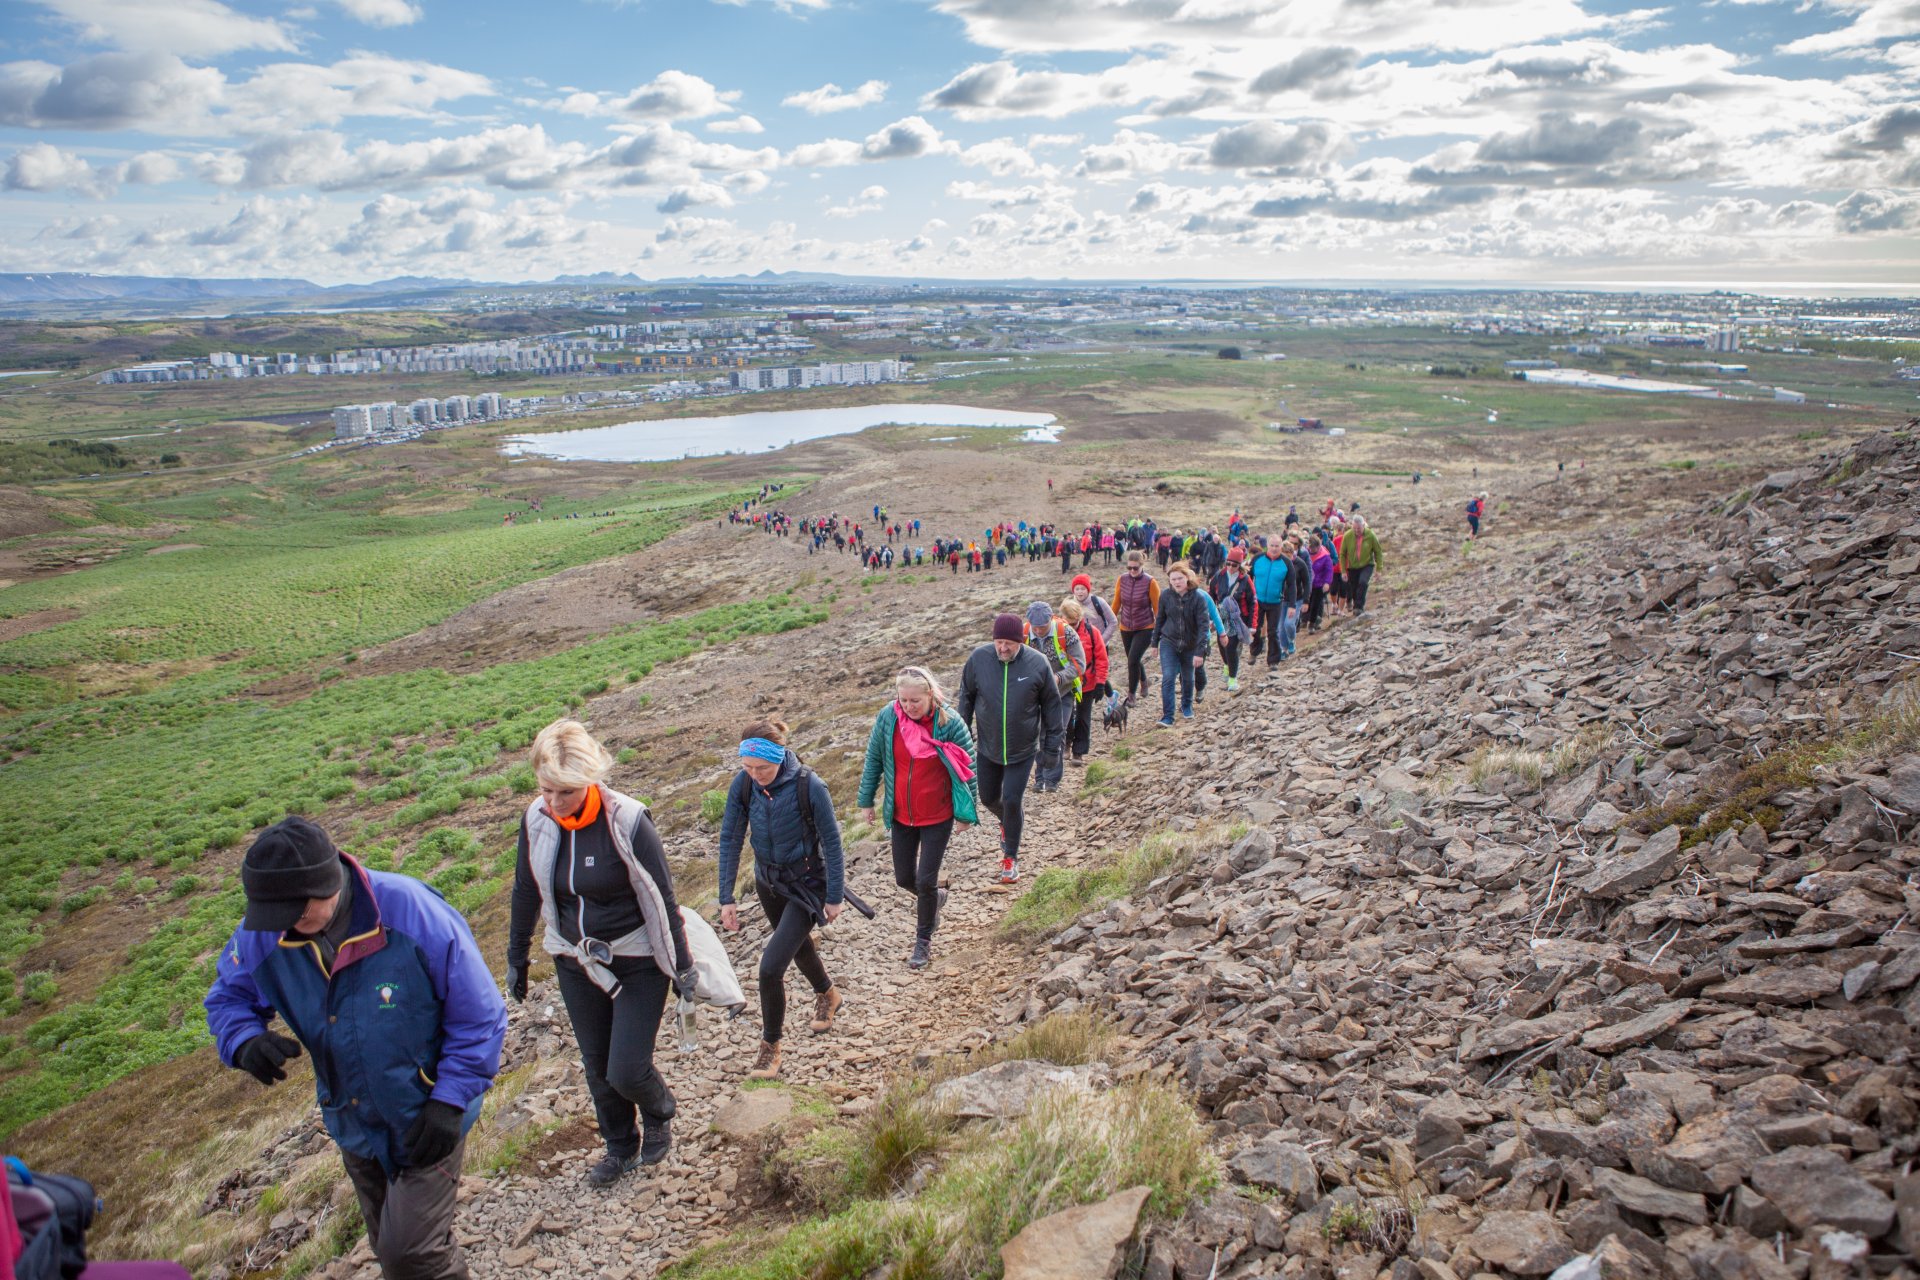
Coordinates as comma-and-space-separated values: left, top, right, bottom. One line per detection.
957, 613, 1065, 884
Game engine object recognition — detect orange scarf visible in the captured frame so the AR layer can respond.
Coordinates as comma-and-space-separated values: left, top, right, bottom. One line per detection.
550, 785, 603, 831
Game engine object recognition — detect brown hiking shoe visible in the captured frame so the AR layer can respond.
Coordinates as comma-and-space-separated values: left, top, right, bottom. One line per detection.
810, 985, 842, 1034
746, 1041, 781, 1080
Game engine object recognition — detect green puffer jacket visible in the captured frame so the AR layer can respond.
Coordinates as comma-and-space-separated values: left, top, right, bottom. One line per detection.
856, 702, 981, 827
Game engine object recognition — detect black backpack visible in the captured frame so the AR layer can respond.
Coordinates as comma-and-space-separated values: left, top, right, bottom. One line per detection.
6, 1157, 97, 1280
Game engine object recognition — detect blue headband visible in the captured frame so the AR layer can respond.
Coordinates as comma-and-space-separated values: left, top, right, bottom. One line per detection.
739, 738, 786, 763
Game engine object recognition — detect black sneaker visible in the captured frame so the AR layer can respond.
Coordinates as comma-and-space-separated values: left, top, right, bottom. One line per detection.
640, 1117, 671, 1166
588, 1152, 640, 1187
909, 937, 931, 969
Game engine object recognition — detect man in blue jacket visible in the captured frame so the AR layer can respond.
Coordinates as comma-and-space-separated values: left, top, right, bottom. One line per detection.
1248, 535, 1290, 670
206, 818, 506, 1280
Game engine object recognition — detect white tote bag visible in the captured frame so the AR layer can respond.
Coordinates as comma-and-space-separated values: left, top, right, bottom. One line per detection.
678, 905, 746, 1010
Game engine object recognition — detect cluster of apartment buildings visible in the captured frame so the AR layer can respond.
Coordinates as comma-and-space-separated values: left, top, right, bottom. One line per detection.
333, 392, 509, 439
100, 338, 600, 383
728, 359, 902, 391
330, 358, 909, 443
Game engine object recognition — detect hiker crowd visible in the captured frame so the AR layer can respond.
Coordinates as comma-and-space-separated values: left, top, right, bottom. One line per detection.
80, 486, 1398, 1280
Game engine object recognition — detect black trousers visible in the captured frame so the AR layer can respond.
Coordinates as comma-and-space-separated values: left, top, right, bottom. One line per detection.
890, 818, 953, 939
1307, 586, 1327, 630
1120, 628, 1152, 699
1220, 635, 1242, 679
977, 754, 1036, 859
1251, 604, 1282, 665
554, 955, 674, 1160
756, 880, 830, 1044
1351, 564, 1375, 612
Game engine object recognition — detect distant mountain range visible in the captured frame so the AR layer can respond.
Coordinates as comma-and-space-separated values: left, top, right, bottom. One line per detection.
0, 272, 488, 308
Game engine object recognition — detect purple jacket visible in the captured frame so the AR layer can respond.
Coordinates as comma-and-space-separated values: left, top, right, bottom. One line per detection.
1310, 548, 1335, 590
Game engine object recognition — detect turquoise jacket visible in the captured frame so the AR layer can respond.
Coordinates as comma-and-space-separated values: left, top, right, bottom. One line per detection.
856, 702, 981, 826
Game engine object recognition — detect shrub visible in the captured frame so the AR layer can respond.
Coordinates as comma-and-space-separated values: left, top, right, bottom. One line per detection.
701, 789, 729, 825
681, 1076, 1211, 1280
1000, 823, 1229, 939
21, 972, 58, 1005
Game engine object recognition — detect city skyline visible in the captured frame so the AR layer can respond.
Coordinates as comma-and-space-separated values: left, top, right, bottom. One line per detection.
2, 0, 1917, 288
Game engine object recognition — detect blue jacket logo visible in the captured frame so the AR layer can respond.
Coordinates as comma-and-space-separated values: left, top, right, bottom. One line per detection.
377, 983, 400, 1010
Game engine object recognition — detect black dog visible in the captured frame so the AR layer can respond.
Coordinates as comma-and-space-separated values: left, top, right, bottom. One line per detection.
1101, 696, 1129, 735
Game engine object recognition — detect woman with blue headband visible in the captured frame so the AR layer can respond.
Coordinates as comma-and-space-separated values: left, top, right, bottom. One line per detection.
716, 718, 845, 1082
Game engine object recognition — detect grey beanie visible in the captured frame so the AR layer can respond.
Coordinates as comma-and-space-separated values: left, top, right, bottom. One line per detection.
1026, 601, 1052, 629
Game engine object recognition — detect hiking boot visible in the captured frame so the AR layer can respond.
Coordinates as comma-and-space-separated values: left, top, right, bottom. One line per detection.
998, 857, 1020, 884
746, 1041, 782, 1080
587, 1152, 640, 1188
810, 986, 842, 1033
1068, 756, 1086, 767
908, 937, 931, 969
640, 1116, 672, 1166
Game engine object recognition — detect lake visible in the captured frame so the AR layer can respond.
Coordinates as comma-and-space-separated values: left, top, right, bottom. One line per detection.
501, 403, 1059, 462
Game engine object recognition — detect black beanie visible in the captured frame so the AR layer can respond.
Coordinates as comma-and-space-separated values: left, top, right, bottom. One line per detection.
241, 817, 345, 932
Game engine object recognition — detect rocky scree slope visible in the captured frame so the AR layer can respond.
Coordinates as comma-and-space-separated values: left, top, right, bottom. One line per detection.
1025, 429, 1920, 1280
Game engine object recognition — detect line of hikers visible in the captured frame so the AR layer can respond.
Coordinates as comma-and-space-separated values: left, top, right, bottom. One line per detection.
183, 498, 1389, 1279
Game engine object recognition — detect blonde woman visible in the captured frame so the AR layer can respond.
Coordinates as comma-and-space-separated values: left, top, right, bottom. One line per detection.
857, 667, 980, 969
505, 719, 693, 1187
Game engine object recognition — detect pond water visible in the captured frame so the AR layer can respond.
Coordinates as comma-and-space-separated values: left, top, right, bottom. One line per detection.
501, 402, 1059, 462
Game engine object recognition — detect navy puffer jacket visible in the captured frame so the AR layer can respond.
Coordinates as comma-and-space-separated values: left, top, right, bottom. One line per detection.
716, 753, 845, 906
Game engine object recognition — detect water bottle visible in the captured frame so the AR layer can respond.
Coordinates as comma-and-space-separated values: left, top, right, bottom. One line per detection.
677, 996, 698, 1052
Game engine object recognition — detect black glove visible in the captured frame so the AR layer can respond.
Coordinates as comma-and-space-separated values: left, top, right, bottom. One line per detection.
235, 1031, 302, 1086
404, 1099, 464, 1168
505, 964, 527, 1003
673, 967, 698, 1003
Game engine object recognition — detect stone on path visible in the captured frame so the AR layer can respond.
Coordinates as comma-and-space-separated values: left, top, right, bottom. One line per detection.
711, 1087, 794, 1139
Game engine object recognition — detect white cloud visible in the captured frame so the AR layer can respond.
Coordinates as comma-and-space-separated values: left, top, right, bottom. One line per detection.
0, 53, 223, 132
1074, 128, 1183, 180
787, 114, 954, 167
32, 0, 297, 54
957, 137, 1049, 176
227, 55, 494, 130
783, 79, 888, 113
708, 114, 765, 133
119, 151, 179, 184
4, 142, 114, 196
331, 0, 423, 25
1781, 0, 1920, 56
1202, 120, 1343, 173
616, 70, 739, 120
0, 52, 492, 135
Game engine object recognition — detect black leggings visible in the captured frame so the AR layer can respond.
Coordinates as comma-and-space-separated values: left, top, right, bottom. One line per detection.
977, 754, 1036, 859
1120, 628, 1152, 699
1068, 691, 1094, 758
1307, 586, 1327, 630
554, 956, 673, 1159
891, 819, 953, 939
1220, 635, 1242, 679
755, 880, 831, 1044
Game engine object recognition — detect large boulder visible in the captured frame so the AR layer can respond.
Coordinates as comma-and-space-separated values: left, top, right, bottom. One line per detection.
1001, 1186, 1152, 1280
929, 1059, 1102, 1121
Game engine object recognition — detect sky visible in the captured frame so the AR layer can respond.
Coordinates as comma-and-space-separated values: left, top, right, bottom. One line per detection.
2, 0, 1918, 287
